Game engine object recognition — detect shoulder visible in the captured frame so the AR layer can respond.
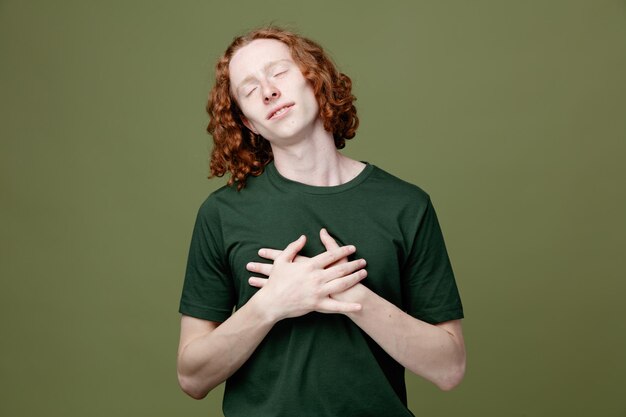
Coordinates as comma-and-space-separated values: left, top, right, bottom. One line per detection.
194, 171, 275, 228
196, 185, 230, 215
366, 164, 431, 206
199, 171, 268, 209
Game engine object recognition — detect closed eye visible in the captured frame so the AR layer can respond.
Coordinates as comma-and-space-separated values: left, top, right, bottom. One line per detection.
245, 87, 257, 97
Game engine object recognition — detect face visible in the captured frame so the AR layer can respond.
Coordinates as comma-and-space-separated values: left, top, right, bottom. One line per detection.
228, 39, 321, 143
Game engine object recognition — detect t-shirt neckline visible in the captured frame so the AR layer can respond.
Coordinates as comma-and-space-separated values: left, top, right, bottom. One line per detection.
266, 160, 374, 195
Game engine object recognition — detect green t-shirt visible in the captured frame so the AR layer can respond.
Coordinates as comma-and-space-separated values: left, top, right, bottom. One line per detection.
180, 161, 463, 417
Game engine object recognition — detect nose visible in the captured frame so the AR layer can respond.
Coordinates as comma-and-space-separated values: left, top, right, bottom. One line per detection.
262, 82, 280, 103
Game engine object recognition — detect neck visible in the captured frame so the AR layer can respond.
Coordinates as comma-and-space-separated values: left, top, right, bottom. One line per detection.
270, 122, 364, 187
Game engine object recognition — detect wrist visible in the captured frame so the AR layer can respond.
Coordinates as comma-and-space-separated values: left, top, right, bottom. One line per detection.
248, 288, 283, 325
340, 284, 370, 317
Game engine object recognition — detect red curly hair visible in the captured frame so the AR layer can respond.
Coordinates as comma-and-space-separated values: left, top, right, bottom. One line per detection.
206, 26, 359, 189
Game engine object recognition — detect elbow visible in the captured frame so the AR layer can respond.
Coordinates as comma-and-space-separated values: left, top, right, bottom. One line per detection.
435, 358, 466, 392
177, 372, 211, 400
176, 349, 224, 400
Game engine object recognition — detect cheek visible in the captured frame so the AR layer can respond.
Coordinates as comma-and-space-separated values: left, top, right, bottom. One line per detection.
236, 104, 263, 133
239, 103, 262, 123
300, 83, 319, 113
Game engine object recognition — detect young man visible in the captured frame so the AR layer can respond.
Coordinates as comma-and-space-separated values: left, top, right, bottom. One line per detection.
177, 27, 465, 416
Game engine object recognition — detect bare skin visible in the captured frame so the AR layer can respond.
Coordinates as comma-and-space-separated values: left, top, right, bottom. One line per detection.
178, 38, 465, 399
247, 228, 466, 391
177, 235, 367, 399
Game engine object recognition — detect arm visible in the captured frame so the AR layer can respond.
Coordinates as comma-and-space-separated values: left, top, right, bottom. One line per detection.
248, 229, 466, 391
177, 235, 367, 399
176, 299, 276, 399
339, 285, 465, 391
321, 229, 465, 390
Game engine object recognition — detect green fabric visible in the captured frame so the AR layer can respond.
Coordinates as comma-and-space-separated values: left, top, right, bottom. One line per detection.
179, 161, 464, 417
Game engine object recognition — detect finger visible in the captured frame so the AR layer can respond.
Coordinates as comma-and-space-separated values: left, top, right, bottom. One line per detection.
324, 269, 368, 294
322, 258, 367, 282
317, 298, 362, 314
311, 245, 356, 269
277, 235, 307, 263
320, 228, 341, 250
320, 228, 348, 266
246, 262, 273, 276
248, 277, 268, 288
258, 249, 310, 263
258, 248, 282, 260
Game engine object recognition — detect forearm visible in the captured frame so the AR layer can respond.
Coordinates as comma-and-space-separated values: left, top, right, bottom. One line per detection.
345, 285, 466, 391
178, 238, 366, 399
177, 293, 277, 399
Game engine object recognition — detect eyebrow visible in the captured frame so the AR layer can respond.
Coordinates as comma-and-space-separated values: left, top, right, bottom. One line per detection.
234, 59, 292, 93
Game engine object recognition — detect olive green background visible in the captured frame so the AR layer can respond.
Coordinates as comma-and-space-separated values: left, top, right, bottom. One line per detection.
1, 0, 625, 416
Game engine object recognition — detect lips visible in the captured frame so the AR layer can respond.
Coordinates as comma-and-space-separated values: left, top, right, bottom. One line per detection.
267, 103, 295, 120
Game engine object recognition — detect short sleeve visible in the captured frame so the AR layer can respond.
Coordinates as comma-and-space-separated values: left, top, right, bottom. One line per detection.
179, 197, 235, 322
401, 196, 464, 324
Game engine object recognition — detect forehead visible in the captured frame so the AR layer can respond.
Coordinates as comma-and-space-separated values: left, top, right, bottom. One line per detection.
229, 39, 294, 86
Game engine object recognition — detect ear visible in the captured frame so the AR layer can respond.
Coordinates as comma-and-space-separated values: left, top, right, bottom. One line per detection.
240, 114, 259, 135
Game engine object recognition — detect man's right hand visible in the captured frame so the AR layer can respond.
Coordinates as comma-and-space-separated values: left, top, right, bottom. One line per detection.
246, 234, 367, 321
